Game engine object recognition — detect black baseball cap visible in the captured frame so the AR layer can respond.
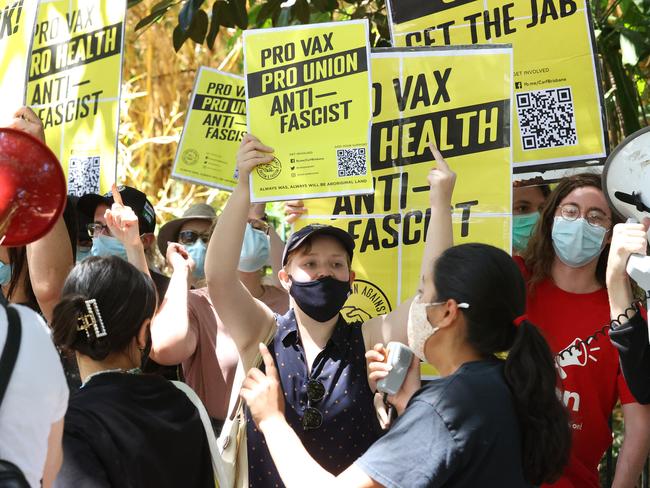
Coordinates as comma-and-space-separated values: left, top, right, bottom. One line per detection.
77, 186, 156, 234
282, 224, 355, 266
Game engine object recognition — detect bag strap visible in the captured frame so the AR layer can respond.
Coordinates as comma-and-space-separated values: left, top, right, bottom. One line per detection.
172, 381, 225, 484
0, 306, 21, 408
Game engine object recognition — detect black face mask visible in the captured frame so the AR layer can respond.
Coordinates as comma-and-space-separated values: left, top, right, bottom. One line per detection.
289, 275, 351, 323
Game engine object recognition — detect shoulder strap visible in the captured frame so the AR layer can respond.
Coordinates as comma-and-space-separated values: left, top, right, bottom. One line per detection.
0, 306, 22, 408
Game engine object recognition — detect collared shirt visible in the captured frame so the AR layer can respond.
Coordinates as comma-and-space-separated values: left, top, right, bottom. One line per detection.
246, 309, 382, 487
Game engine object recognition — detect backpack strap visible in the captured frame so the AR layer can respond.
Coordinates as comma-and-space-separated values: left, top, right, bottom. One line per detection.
0, 306, 21, 408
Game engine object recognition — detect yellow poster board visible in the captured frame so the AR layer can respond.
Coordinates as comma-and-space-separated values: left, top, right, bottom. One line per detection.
172, 67, 246, 191
386, 0, 606, 171
26, 0, 126, 196
244, 20, 373, 202
0, 0, 38, 125
296, 47, 513, 377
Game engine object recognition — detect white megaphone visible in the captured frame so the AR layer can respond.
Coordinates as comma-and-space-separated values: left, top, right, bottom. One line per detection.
555, 338, 589, 380
602, 126, 650, 340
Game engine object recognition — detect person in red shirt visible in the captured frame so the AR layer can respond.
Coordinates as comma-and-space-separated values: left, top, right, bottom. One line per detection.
518, 173, 650, 487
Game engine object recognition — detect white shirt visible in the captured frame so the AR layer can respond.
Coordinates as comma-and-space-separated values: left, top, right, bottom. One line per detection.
0, 305, 69, 488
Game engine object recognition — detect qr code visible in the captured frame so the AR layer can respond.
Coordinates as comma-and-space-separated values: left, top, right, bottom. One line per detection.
517, 87, 577, 150
68, 155, 101, 197
336, 148, 367, 177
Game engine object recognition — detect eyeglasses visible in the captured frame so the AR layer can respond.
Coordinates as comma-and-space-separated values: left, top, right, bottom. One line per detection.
557, 203, 611, 229
87, 222, 110, 238
302, 378, 325, 430
178, 230, 212, 245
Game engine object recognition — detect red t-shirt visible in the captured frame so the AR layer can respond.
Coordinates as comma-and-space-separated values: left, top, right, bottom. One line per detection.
513, 257, 635, 488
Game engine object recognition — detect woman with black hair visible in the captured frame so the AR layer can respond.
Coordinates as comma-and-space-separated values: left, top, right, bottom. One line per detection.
50, 256, 214, 488
237, 158, 571, 487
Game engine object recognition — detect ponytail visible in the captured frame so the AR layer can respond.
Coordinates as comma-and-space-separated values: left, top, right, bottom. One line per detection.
504, 320, 571, 485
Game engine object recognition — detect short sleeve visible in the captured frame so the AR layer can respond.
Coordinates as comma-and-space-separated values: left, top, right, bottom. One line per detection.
355, 400, 460, 488
187, 291, 201, 337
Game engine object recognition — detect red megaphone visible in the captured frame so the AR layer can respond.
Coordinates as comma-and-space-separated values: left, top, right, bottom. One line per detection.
0, 128, 66, 246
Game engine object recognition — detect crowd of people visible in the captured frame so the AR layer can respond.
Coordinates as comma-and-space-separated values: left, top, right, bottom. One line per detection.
1, 105, 650, 488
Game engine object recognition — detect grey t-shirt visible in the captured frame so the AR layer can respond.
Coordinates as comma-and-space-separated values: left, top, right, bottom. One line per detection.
355, 359, 532, 488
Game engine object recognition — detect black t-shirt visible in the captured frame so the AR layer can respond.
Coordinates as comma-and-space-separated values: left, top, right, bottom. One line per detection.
54, 373, 214, 488
355, 359, 531, 488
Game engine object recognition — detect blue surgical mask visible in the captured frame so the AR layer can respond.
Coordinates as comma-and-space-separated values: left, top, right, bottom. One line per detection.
552, 217, 607, 268
512, 212, 540, 252
0, 261, 11, 286
238, 223, 270, 272
91, 235, 128, 261
76, 247, 92, 263
185, 240, 207, 280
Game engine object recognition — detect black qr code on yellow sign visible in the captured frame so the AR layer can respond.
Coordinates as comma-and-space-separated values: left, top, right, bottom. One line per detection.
336, 147, 367, 177
517, 87, 577, 150
68, 155, 101, 197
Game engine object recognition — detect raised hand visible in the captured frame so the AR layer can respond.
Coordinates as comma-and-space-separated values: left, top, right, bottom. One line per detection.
104, 184, 141, 247
284, 200, 307, 225
427, 143, 456, 207
607, 219, 650, 284
240, 343, 285, 428
8, 106, 45, 143
236, 134, 274, 184
166, 242, 195, 274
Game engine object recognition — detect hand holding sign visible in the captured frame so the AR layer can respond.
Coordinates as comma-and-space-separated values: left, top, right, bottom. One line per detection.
104, 184, 141, 248
236, 134, 275, 184
427, 143, 456, 208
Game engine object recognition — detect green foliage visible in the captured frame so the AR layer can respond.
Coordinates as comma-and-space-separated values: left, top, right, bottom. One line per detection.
131, 0, 390, 51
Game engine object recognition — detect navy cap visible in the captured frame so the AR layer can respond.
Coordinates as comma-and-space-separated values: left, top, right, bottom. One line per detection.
77, 186, 156, 234
282, 224, 355, 266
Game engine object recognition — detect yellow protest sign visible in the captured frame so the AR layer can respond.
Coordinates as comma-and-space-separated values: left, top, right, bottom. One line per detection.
295, 47, 512, 378
26, 0, 126, 196
244, 20, 373, 202
387, 0, 606, 171
0, 0, 38, 125
172, 68, 246, 191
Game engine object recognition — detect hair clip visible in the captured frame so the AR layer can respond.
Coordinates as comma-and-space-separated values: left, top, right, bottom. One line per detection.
77, 299, 108, 339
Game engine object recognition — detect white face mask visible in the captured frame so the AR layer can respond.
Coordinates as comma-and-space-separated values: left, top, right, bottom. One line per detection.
407, 295, 470, 363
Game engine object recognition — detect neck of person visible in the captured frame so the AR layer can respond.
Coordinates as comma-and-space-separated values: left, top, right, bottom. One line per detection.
428, 339, 486, 377
293, 301, 338, 350
76, 348, 140, 384
238, 269, 265, 299
551, 255, 602, 293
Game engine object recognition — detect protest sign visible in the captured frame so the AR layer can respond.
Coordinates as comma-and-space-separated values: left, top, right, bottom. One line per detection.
296, 47, 512, 358
244, 20, 373, 202
0, 0, 38, 125
386, 0, 607, 172
172, 67, 246, 191
26, 0, 126, 196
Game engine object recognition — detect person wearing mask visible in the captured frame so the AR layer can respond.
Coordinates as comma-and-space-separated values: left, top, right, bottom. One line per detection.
518, 173, 650, 487
50, 256, 215, 488
238, 152, 571, 487
512, 180, 550, 255
1, 107, 73, 323
205, 135, 452, 485
77, 185, 170, 299
149, 202, 287, 434
607, 218, 650, 404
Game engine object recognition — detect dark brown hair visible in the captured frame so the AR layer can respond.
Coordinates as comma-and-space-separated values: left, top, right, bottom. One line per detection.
521, 173, 620, 289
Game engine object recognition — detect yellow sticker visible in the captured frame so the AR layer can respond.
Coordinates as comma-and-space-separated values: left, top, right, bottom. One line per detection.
244, 20, 374, 202
26, 0, 126, 195
386, 0, 607, 170
0, 0, 38, 125
172, 67, 246, 191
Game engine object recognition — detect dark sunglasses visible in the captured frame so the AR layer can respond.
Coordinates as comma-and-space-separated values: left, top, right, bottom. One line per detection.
178, 230, 211, 245
302, 379, 325, 430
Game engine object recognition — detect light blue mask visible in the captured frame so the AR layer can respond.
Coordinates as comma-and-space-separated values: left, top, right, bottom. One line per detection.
512, 212, 540, 252
185, 240, 207, 280
238, 223, 270, 272
552, 217, 607, 268
0, 261, 11, 286
91, 235, 128, 261
76, 247, 92, 263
